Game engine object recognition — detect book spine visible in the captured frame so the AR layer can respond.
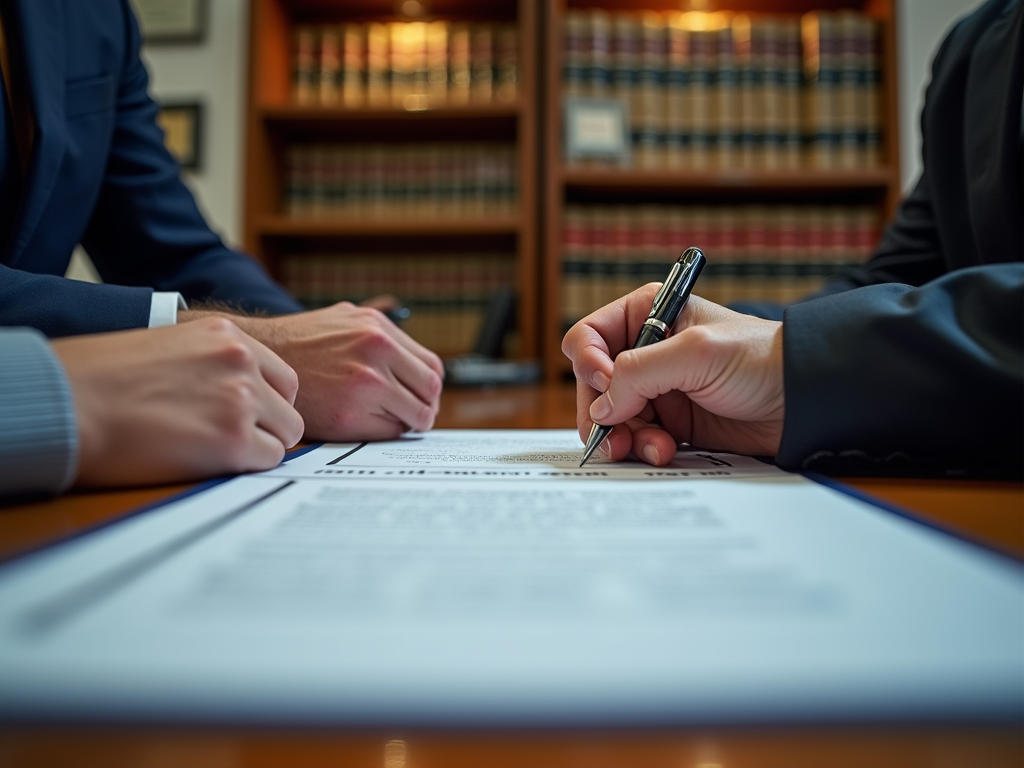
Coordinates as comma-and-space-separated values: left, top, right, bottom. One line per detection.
733, 14, 757, 170
495, 24, 519, 102
781, 17, 803, 169
588, 10, 612, 97
802, 11, 839, 169
714, 25, 739, 169
863, 16, 883, 167
341, 24, 366, 107
837, 11, 860, 168
449, 23, 472, 104
318, 26, 341, 105
761, 17, 783, 170
563, 10, 587, 99
664, 12, 689, 169
612, 14, 641, 166
471, 24, 494, 103
637, 12, 665, 169
366, 22, 390, 106
293, 25, 318, 105
689, 29, 713, 169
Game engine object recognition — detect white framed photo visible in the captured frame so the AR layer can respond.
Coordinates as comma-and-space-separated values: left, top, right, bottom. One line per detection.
564, 97, 631, 165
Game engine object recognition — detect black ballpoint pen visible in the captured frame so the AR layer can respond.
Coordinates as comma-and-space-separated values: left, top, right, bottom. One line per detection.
579, 247, 707, 467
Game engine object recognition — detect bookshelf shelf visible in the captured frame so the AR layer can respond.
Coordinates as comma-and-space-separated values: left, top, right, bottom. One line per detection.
260, 103, 523, 122
255, 215, 523, 237
245, 0, 539, 361
562, 167, 896, 191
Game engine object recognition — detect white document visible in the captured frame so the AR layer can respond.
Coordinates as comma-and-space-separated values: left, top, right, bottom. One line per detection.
263, 429, 784, 480
0, 430, 1020, 726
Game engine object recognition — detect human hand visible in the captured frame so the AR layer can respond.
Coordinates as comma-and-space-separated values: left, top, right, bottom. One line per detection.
562, 285, 785, 465
51, 318, 304, 487
184, 303, 444, 441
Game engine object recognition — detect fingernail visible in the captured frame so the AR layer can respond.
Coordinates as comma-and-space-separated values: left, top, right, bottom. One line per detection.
598, 438, 611, 457
641, 444, 660, 465
590, 395, 611, 422
592, 370, 610, 392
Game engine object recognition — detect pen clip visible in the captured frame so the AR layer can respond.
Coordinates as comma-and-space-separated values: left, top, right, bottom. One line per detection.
649, 261, 682, 318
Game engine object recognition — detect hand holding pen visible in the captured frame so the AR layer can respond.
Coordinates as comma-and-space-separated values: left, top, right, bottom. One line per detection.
562, 248, 787, 467
579, 248, 706, 466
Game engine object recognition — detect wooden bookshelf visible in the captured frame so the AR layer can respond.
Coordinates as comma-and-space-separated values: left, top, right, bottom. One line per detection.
244, 0, 539, 361
245, 0, 903, 379
541, 0, 902, 380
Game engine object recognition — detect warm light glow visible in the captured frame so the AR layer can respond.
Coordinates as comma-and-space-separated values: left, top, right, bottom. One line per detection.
399, 0, 425, 17
679, 10, 731, 31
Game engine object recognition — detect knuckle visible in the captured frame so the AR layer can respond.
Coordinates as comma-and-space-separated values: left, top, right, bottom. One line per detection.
218, 339, 257, 370
614, 348, 643, 382
353, 327, 394, 356
200, 315, 238, 335
424, 370, 443, 401
347, 362, 385, 391
283, 365, 300, 399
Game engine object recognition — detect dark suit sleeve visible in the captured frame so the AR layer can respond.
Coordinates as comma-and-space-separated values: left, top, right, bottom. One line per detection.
777, 264, 1024, 477
79, 0, 303, 317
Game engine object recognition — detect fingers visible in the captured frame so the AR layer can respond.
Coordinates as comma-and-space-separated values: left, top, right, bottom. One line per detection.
240, 426, 290, 472
383, 334, 444, 412
628, 421, 678, 466
245, 333, 300, 406
380, 370, 437, 432
589, 332, 698, 430
369, 308, 446, 381
252, 373, 305, 449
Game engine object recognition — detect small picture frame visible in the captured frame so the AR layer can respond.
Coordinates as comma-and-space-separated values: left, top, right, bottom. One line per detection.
156, 102, 204, 171
132, 0, 207, 44
564, 97, 631, 166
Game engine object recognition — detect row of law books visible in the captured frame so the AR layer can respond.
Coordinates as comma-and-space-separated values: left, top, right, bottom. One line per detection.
563, 8, 882, 170
561, 203, 879, 326
282, 252, 517, 355
285, 143, 518, 219
293, 21, 519, 109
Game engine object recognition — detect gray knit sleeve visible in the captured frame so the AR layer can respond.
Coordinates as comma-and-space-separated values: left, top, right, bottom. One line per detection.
0, 329, 78, 498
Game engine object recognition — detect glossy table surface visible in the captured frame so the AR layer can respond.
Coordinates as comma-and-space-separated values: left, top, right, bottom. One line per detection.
1, 384, 1022, 768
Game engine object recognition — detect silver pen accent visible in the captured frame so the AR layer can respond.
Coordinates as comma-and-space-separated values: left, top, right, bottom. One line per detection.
580, 247, 707, 467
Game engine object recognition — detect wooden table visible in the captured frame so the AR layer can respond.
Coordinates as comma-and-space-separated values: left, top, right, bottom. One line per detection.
1, 384, 1022, 768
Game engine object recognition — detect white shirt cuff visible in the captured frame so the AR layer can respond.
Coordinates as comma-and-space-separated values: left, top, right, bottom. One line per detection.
148, 292, 188, 327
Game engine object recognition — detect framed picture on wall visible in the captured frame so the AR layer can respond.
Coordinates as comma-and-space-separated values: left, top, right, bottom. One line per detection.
156, 102, 204, 171
131, 0, 208, 44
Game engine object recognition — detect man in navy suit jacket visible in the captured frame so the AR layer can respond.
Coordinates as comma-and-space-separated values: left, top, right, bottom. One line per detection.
0, 0, 443, 441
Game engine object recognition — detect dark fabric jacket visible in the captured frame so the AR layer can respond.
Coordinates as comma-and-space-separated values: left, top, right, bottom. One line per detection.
0, 0, 302, 338
777, 0, 1023, 476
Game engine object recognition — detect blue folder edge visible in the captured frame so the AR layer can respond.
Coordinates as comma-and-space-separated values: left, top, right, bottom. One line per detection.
802, 471, 1024, 569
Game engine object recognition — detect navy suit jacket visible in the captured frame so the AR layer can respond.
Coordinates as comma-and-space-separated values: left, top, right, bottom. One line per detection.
0, 0, 302, 338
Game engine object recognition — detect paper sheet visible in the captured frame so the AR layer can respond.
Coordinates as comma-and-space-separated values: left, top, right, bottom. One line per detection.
0, 431, 1020, 726
263, 429, 784, 480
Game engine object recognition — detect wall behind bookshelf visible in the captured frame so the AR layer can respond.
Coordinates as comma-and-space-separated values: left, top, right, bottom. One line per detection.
244, 0, 537, 360
542, 0, 902, 380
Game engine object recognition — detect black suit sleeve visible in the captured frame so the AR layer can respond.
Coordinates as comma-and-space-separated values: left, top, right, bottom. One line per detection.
777, 264, 1024, 477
